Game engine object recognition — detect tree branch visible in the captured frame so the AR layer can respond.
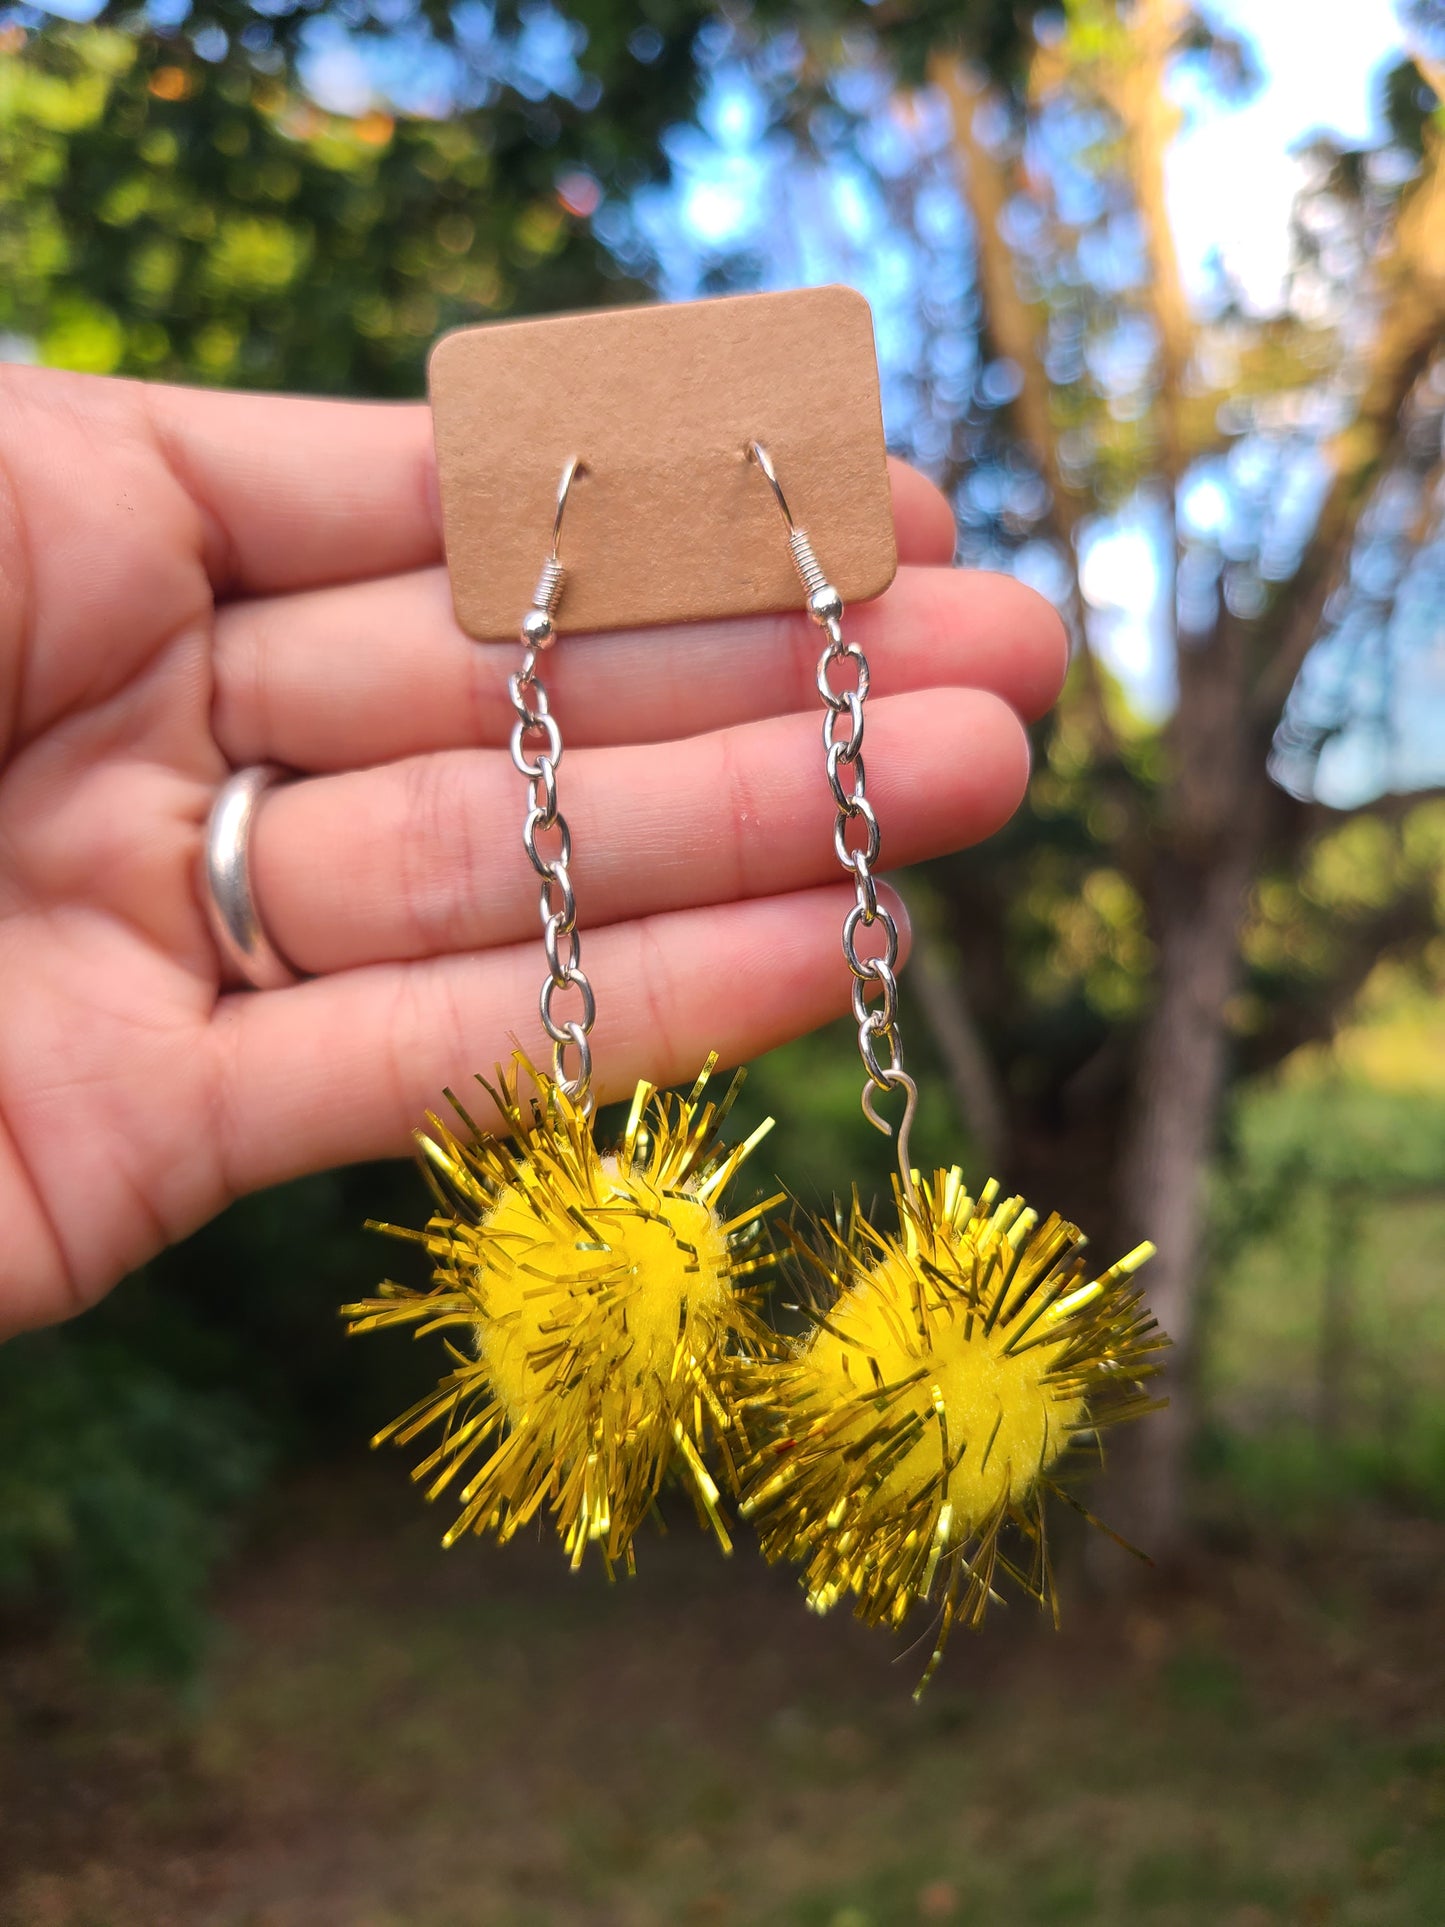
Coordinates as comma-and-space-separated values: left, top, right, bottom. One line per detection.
1097, 0, 1194, 488
927, 52, 1079, 540
1253, 130, 1445, 726
901, 883, 1010, 1172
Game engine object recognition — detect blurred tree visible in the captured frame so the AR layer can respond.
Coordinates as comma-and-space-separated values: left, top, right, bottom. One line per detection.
916, 6, 1445, 1551
0, 16, 646, 392
0, 0, 1042, 391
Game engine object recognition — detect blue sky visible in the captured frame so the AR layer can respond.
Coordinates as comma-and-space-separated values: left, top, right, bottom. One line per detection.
1169, 0, 1406, 309
1077, 0, 1425, 780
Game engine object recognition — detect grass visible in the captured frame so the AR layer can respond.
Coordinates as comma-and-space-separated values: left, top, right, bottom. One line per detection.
3, 1464, 1445, 1926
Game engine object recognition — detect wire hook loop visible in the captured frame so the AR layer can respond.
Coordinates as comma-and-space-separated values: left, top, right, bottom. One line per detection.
747, 440, 798, 532
861, 1069, 921, 1211
552, 454, 588, 559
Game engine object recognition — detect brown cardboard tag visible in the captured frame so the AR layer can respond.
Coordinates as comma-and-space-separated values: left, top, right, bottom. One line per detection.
428, 286, 897, 641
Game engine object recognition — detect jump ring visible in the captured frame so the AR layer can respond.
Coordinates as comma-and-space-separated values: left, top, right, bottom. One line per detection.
543, 915, 582, 984
858, 1015, 905, 1089
524, 807, 570, 877
817, 643, 869, 709
843, 901, 898, 971
511, 711, 563, 778
826, 742, 867, 812
553, 1023, 594, 1113
540, 869, 576, 932
834, 799, 881, 870
851, 961, 899, 1029
540, 969, 597, 1043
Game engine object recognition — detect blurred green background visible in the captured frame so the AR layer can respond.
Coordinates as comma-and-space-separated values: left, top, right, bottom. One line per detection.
2, 1, 1444, 1921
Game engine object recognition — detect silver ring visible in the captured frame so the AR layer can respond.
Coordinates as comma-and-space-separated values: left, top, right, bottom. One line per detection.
202, 766, 303, 990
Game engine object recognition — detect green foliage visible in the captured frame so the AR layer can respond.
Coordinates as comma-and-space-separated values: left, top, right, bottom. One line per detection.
1199, 1417, 1445, 1527
0, 1330, 268, 1675
927, 703, 1445, 1221
924, 683, 1166, 1154
1202, 1071, 1445, 1522
1225, 1073, 1445, 1203
741, 0, 1049, 87
0, 23, 640, 394
0, 1161, 438, 1677
1, 0, 1047, 394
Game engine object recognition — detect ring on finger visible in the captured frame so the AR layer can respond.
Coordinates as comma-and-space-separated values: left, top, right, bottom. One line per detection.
202, 765, 305, 991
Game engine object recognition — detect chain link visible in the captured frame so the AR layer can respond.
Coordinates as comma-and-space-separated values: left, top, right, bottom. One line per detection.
747, 439, 920, 1198
504, 462, 595, 1108
811, 614, 906, 1098
508, 638, 594, 1107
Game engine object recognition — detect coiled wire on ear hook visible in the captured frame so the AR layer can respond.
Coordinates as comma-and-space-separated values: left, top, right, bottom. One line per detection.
747, 441, 836, 614
530, 454, 589, 625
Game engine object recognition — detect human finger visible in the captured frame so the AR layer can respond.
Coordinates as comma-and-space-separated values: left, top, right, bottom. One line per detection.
211, 882, 912, 1195
887, 461, 955, 564
249, 689, 1028, 974
213, 564, 1065, 771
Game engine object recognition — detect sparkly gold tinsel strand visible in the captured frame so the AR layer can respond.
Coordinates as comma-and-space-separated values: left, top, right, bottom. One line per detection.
343, 1056, 782, 1573
739, 1169, 1163, 1691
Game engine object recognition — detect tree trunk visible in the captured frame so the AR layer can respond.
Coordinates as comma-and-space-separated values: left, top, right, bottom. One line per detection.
905, 903, 1009, 1173
1105, 836, 1254, 1559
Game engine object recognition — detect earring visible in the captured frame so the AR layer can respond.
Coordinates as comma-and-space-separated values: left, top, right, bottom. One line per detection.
342, 459, 781, 1574
737, 443, 1165, 1690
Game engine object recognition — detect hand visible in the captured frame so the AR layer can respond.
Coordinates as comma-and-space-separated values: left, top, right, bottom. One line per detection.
0, 366, 1067, 1337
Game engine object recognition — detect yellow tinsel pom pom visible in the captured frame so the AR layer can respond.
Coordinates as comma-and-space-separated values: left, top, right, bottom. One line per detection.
739, 1168, 1162, 1689
342, 1057, 782, 1573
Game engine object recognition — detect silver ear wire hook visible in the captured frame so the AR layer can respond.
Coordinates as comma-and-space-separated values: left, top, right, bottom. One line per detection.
748, 440, 796, 530
746, 440, 842, 624
527, 455, 588, 641
553, 454, 588, 556
862, 1071, 920, 1210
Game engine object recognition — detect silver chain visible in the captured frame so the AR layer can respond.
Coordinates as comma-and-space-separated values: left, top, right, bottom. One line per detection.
506, 459, 595, 1110
747, 443, 918, 1194
816, 620, 900, 1088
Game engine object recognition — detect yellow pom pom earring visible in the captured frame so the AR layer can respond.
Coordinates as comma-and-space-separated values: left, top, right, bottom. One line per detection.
343, 458, 781, 1573
737, 443, 1166, 1688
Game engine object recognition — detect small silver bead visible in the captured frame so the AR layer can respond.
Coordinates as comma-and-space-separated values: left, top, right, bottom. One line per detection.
522, 607, 554, 648
808, 584, 844, 625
